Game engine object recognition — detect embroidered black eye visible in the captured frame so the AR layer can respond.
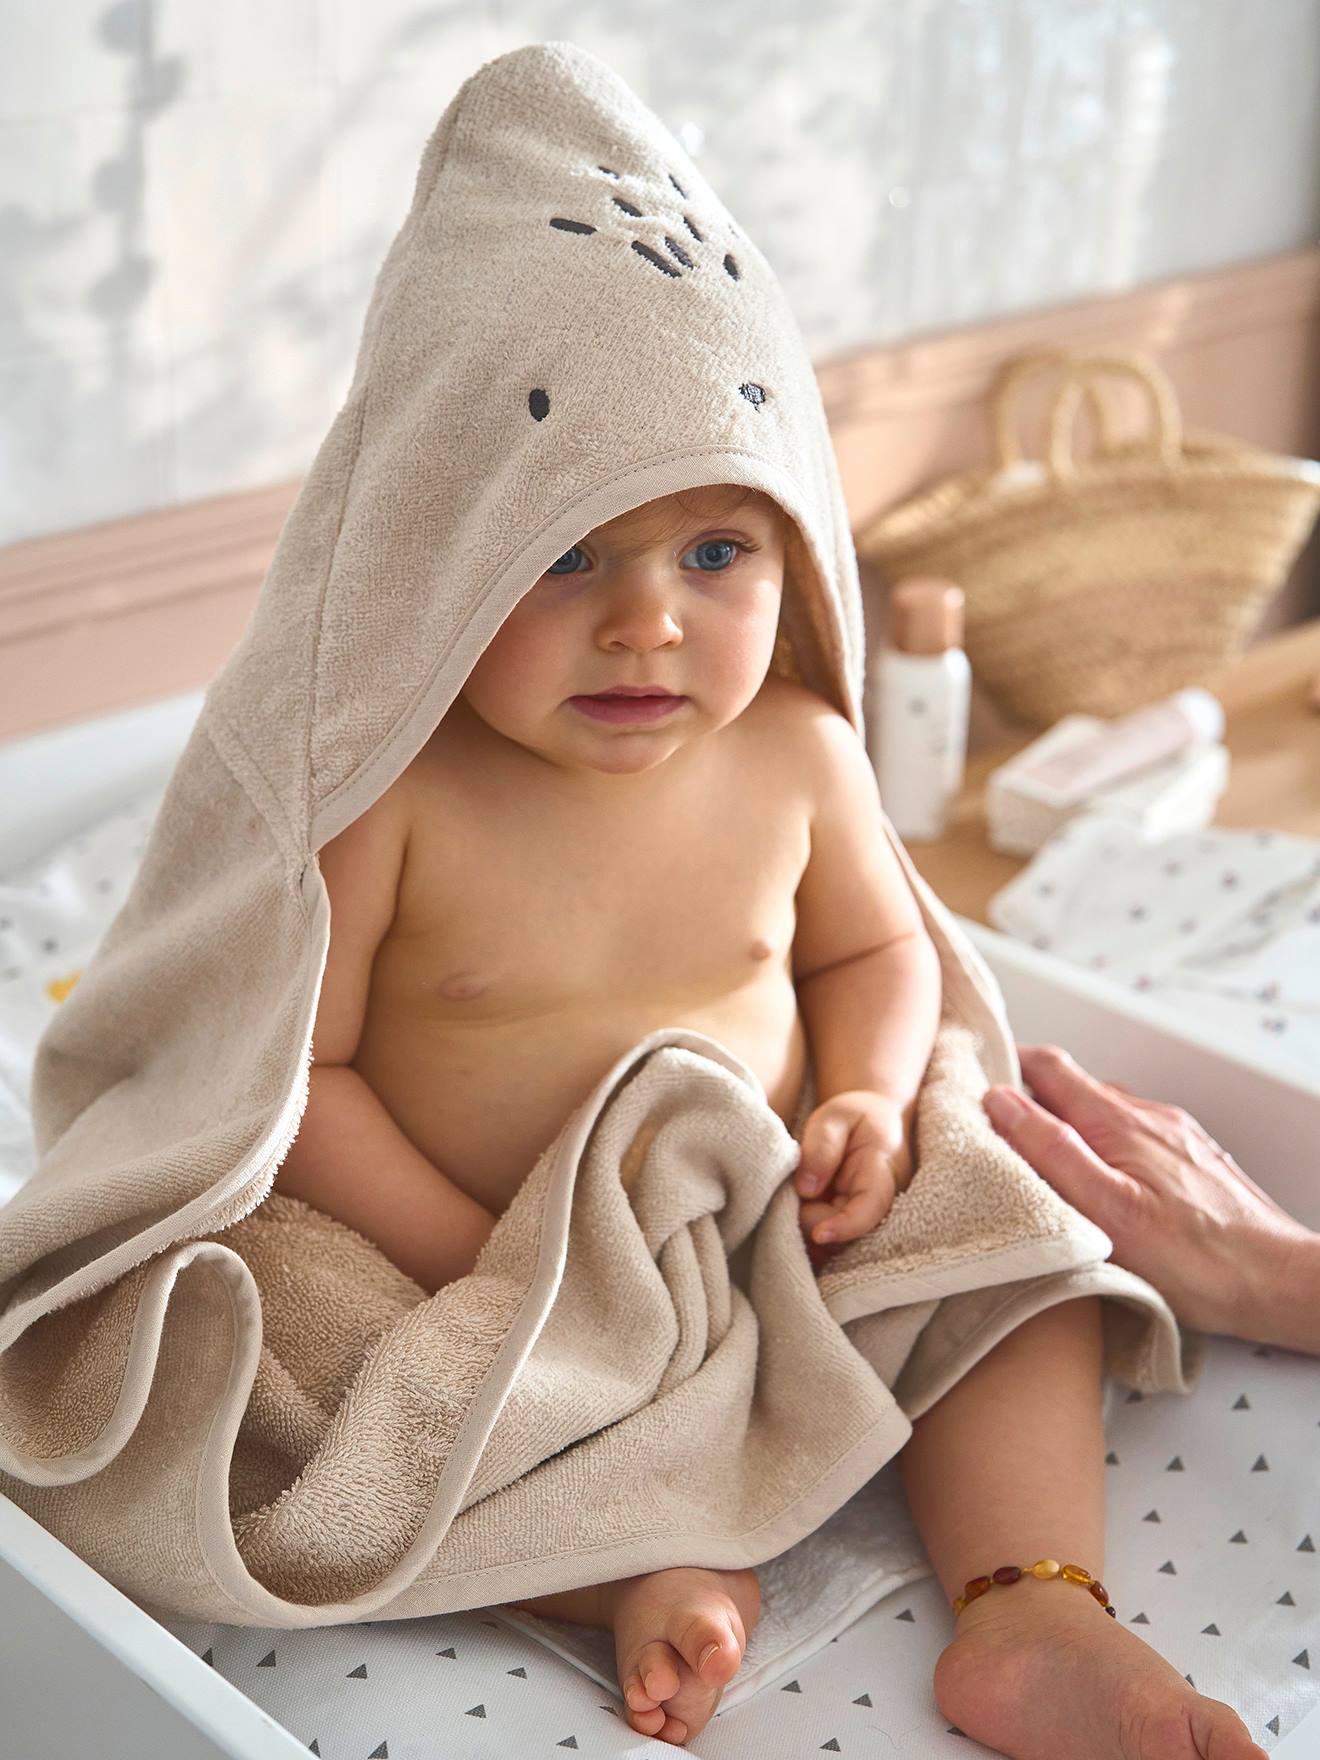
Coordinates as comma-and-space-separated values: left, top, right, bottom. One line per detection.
528, 388, 550, 421
545, 545, 587, 575
723, 253, 740, 281
684, 540, 739, 572
739, 382, 765, 407
631, 240, 680, 278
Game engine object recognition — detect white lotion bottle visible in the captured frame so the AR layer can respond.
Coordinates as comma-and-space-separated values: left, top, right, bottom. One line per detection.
868, 577, 971, 841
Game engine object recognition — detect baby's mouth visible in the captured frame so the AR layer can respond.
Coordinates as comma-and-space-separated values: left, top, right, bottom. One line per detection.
569, 691, 688, 723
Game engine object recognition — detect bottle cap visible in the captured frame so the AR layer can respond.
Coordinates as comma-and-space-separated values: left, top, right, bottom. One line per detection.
889, 577, 964, 656
1169, 686, 1225, 744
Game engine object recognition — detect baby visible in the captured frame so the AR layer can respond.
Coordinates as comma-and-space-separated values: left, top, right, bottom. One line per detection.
275, 482, 1264, 1760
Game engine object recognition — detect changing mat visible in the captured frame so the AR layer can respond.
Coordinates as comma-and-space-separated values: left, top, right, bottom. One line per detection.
0, 40, 1197, 1641
158, 1333, 1320, 1753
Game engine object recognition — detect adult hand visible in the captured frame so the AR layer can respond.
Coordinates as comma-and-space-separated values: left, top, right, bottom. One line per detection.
982, 1044, 1320, 1351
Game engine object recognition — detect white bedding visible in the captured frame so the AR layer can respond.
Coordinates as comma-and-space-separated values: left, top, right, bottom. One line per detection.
1, 690, 1316, 1755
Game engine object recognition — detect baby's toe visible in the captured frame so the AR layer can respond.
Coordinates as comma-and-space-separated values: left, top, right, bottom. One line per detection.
1190, 1696, 1268, 1760
676, 1617, 743, 1688
625, 1642, 682, 1709
624, 1698, 667, 1739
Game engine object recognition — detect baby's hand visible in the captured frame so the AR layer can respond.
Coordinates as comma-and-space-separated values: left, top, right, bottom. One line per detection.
794, 1090, 913, 1255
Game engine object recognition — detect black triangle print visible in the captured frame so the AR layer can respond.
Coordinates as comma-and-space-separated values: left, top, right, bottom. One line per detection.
1105, 1451, 1120, 1465
368, 1744, 388, 1760
1267, 1716, 1280, 1735
1230, 1531, 1248, 1544
1143, 1510, 1161, 1523
1298, 1535, 1315, 1551
1126, 1390, 1143, 1403
308, 1744, 320, 1756
821, 1743, 841, 1753
1232, 1395, 1250, 1410
1159, 1560, 1177, 1575
465, 1705, 487, 1718
895, 1607, 916, 1622
1131, 1612, 1150, 1625
347, 1663, 367, 1679
1251, 1455, 1269, 1471
1278, 1591, 1296, 1606
853, 1693, 873, 1707
436, 1647, 457, 1658
507, 1666, 527, 1678
1166, 1456, 1184, 1472
1294, 1650, 1311, 1670
257, 1650, 276, 1668
201, 1649, 214, 1667
782, 1679, 802, 1692
1184, 1674, 1194, 1687
556, 1739, 579, 1750
1202, 1624, 1221, 1636
599, 1704, 620, 1716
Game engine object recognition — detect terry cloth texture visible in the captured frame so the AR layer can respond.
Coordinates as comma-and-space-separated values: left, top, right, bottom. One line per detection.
0, 40, 1199, 1633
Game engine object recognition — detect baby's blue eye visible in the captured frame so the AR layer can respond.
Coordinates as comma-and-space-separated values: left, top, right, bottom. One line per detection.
684, 540, 738, 571
546, 545, 588, 575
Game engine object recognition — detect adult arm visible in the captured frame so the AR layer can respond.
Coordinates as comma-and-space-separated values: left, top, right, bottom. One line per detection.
982, 1044, 1320, 1355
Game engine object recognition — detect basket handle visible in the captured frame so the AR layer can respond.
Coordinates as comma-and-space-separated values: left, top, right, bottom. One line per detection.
991, 349, 1121, 469
1044, 351, 1184, 481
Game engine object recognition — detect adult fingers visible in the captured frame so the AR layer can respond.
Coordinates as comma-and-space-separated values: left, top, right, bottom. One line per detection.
982, 1085, 1142, 1239
1096, 1072, 1178, 1115
1016, 1043, 1139, 1134
1020, 1044, 1200, 1149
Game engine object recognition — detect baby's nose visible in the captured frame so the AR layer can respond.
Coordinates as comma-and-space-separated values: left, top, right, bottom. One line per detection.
599, 597, 683, 647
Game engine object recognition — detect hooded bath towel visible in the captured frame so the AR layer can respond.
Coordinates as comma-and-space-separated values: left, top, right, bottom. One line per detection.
0, 41, 1199, 1675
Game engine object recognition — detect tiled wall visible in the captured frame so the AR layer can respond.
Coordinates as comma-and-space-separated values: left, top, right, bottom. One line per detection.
3, 0, 1319, 545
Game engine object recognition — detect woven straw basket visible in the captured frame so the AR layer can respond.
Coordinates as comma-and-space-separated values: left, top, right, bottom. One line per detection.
855, 348, 1320, 726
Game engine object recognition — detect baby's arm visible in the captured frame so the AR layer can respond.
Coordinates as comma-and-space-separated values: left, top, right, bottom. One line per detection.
791, 707, 942, 1234
274, 784, 497, 1293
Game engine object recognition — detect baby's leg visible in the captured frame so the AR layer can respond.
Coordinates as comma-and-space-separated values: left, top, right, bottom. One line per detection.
900, 1296, 1266, 1760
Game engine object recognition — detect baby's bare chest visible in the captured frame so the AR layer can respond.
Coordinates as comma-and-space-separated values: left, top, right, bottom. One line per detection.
376, 755, 811, 1021
353, 715, 815, 1211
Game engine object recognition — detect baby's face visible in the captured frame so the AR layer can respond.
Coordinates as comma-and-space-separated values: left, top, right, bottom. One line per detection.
457, 486, 788, 782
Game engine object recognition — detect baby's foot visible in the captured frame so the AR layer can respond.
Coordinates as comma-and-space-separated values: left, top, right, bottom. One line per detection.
601, 1564, 761, 1745
935, 1577, 1268, 1760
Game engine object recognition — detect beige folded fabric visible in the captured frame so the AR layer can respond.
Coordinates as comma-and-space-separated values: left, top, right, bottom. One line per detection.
0, 40, 1200, 1639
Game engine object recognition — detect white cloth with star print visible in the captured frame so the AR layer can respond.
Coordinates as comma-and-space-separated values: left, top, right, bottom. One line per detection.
987, 813, 1320, 1085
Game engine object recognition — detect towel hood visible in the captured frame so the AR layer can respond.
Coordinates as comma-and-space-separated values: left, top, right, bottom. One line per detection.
207, 39, 864, 850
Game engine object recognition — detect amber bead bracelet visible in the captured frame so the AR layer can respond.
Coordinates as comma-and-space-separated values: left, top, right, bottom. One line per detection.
952, 1558, 1116, 1618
